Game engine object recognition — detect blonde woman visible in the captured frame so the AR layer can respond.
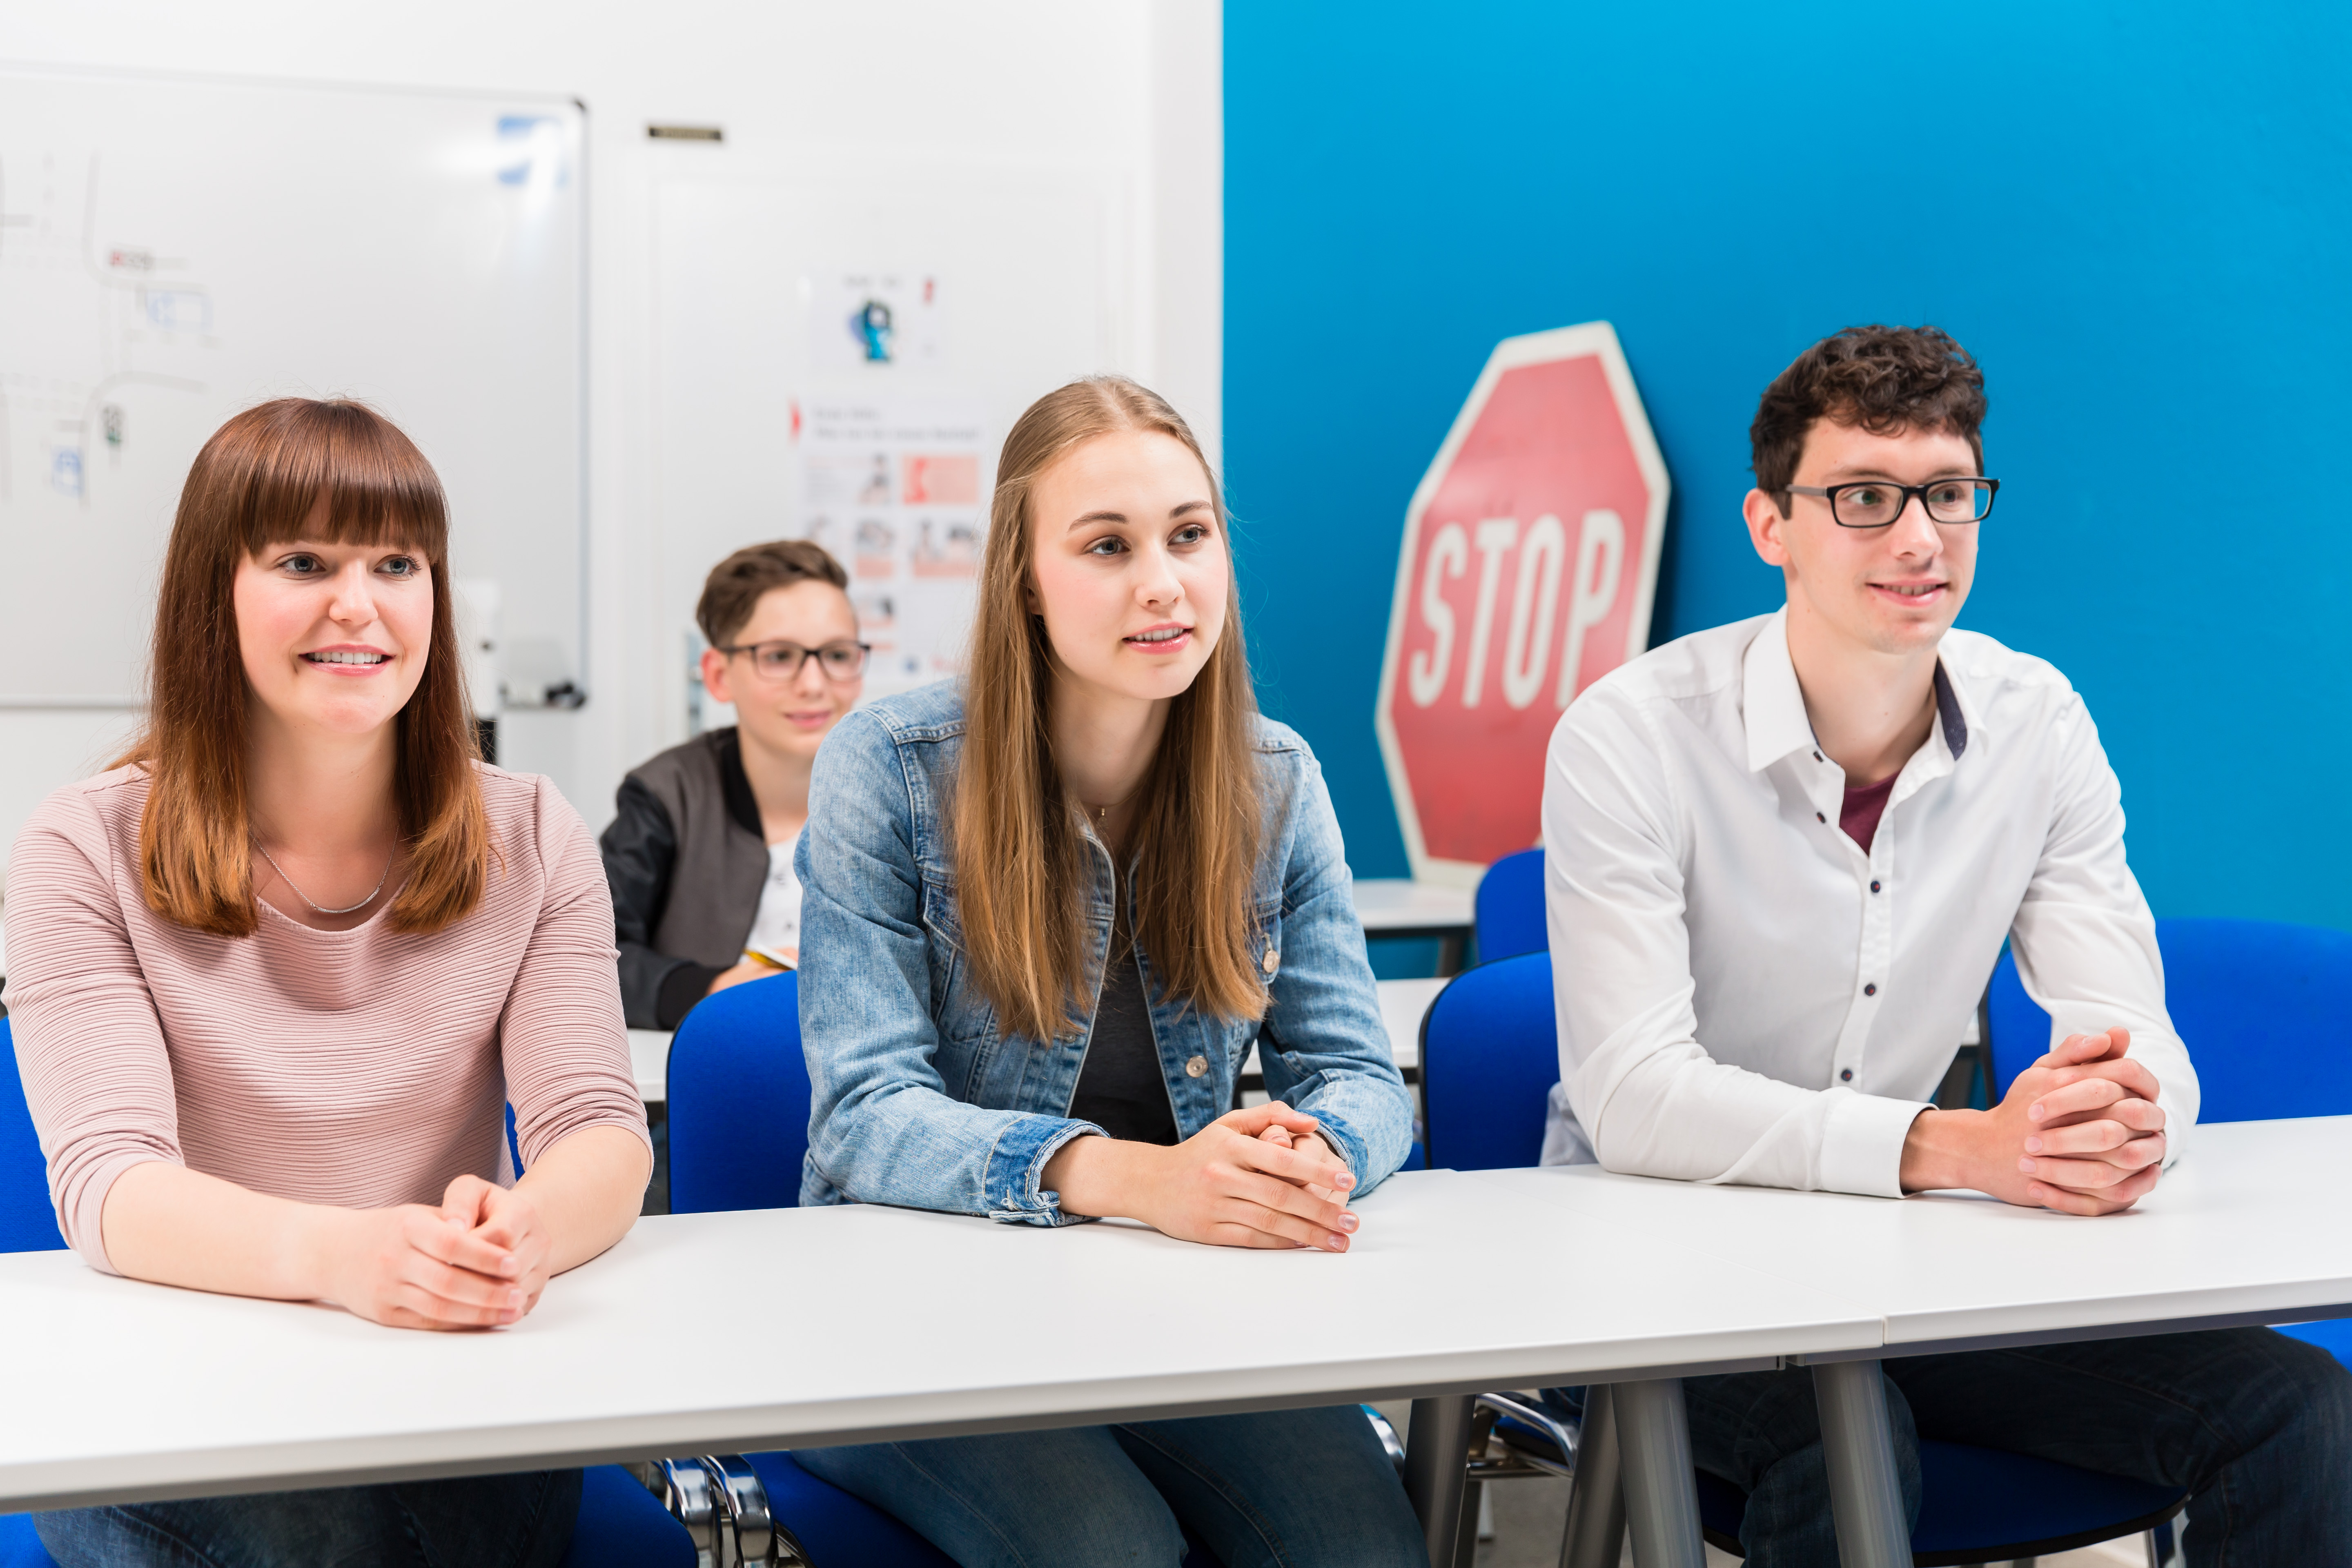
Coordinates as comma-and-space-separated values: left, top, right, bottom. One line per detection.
4, 399, 650, 1564
790, 378, 1424, 1568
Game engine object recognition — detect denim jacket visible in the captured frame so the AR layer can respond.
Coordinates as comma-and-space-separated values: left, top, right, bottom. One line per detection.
794, 680, 1414, 1223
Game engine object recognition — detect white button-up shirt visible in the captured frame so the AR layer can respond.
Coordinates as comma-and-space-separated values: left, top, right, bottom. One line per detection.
1539, 609, 2194, 1197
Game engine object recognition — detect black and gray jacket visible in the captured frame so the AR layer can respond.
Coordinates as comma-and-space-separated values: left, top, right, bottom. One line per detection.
599, 728, 769, 1029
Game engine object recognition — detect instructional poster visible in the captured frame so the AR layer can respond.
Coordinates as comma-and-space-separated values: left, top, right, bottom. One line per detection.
795, 399, 988, 696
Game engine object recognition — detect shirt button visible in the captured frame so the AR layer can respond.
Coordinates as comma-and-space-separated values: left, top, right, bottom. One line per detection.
1870, 880, 1882, 893
1262, 947, 1279, 975
1813, 751, 1824, 763
1815, 811, 1826, 824
1863, 983, 1878, 996
1840, 1068, 1853, 1082
1185, 1055, 1209, 1078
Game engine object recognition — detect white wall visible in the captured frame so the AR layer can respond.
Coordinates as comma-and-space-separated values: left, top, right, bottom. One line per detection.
0, 0, 1220, 885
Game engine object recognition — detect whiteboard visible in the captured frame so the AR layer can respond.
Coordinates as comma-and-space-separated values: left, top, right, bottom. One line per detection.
653, 169, 1127, 733
0, 67, 584, 706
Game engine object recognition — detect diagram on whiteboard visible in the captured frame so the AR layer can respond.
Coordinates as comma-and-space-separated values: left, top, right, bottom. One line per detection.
0, 69, 586, 710
795, 399, 986, 694
1, 149, 214, 513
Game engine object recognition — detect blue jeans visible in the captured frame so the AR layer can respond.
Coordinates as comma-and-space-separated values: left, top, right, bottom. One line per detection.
1676, 1327, 2352, 1568
794, 1405, 1427, 1568
34, 1468, 580, 1568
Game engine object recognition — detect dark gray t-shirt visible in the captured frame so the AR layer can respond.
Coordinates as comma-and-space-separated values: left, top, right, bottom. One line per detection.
1068, 882, 1180, 1145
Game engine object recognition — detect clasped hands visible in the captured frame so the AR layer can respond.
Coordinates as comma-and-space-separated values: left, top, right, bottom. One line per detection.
1042, 1102, 1361, 1253
1900, 1027, 2167, 1215
319, 1174, 556, 1331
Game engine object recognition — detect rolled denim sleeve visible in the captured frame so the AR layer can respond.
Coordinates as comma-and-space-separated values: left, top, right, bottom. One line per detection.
796, 711, 1100, 1224
1254, 743, 1417, 1196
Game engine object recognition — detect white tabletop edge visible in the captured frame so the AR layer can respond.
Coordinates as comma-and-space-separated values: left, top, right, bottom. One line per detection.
1466, 1125, 2352, 1358
0, 1169, 1889, 1510
0, 1311, 1876, 1514
0, 1336, 1815, 1515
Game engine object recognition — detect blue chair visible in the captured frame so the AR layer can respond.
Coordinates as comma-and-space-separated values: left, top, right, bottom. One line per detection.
0, 1019, 690, 1567
1989, 916, 2352, 1375
0, 1017, 60, 1564
560, 1466, 694, 1568
1471, 847, 1546, 964
1422, 955, 2186, 1564
1988, 916, 2352, 1116
664, 973, 962, 1568
666, 972, 813, 1216
0, 1018, 65, 1255
667, 973, 1256, 1566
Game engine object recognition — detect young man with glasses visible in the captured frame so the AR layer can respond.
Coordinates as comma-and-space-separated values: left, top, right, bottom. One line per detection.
1541, 325, 2351, 1561
600, 539, 870, 1029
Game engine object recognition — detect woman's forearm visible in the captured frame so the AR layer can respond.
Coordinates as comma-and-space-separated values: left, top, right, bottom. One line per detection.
99, 1160, 348, 1300
101, 1125, 647, 1305
514, 1125, 652, 1273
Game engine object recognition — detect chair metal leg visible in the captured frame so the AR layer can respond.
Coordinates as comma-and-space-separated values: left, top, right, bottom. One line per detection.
1812, 1360, 1910, 1568
1559, 1385, 1626, 1568
1404, 1393, 1477, 1568
1612, 1379, 1705, 1568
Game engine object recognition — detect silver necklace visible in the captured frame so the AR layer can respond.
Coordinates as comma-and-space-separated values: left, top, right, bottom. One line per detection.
254, 840, 395, 916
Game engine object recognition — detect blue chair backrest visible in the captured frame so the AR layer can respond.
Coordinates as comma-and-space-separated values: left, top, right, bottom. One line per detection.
1419, 951, 1557, 1170
0, 1019, 68, 1252
1987, 917, 2352, 1121
666, 971, 810, 1214
1473, 847, 1547, 964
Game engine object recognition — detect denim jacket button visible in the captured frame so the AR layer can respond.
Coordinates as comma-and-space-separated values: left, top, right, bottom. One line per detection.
1185, 1055, 1209, 1078
1262, 947, 1279, 975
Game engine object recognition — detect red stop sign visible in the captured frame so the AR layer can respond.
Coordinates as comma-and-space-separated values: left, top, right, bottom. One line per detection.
1374, 323, 1669, 884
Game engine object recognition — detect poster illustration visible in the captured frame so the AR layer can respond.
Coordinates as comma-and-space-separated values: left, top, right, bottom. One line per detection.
796, 399, 988, 696
807, 270, 945, 370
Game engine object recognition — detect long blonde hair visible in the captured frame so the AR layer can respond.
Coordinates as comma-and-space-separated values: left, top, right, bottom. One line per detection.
953, 377, 1266, 1041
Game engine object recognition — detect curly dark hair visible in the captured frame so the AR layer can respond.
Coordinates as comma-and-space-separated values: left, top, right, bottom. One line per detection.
1751, 325, 1987, 514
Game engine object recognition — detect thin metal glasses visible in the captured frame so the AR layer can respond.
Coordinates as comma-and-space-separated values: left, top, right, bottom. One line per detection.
1786, 477, 1999, 528
719, 639, 872, 683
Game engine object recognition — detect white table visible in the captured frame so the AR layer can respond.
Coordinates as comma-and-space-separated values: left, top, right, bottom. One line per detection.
626, 1029, 672, 1103
0, 1167, 1876, 1567
1477, 1116, 2352, 1567
1352, 878, 1476, 973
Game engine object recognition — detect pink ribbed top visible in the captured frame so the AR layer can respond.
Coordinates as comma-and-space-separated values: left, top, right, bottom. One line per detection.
3, 764, 649, 1274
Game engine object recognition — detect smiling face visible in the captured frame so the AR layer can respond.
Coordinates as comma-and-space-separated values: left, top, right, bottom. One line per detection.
1026, 428, 1228, 711
700, 578, 864, 763
231, 508, 433, 742
1744, 418, 1981, 658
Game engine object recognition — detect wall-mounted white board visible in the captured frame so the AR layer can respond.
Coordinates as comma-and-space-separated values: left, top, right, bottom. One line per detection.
0, 66, 585, 707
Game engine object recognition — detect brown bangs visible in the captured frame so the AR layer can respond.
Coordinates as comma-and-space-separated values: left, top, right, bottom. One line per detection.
227, 400, 452, 562
120, 399, 489, 938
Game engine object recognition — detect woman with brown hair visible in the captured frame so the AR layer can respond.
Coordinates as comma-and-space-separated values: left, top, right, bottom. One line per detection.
790, 377, 1424, 1567
2, 399, 651, 1565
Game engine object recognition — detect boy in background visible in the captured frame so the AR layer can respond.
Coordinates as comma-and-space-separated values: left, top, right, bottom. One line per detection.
601, 540, 867, 1029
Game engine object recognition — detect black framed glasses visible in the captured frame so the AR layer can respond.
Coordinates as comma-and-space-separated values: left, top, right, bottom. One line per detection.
1786, 477, 1999, 528
719, 639, 871, 682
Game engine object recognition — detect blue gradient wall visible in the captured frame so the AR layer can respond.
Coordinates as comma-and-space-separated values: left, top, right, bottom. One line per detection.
1225, 1, 2352, 927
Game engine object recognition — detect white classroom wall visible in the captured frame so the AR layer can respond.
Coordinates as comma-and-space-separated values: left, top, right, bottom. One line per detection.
0, 0, 1221, 886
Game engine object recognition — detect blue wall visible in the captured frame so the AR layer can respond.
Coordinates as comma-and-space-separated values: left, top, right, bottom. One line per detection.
1226, 1, 2352, 929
